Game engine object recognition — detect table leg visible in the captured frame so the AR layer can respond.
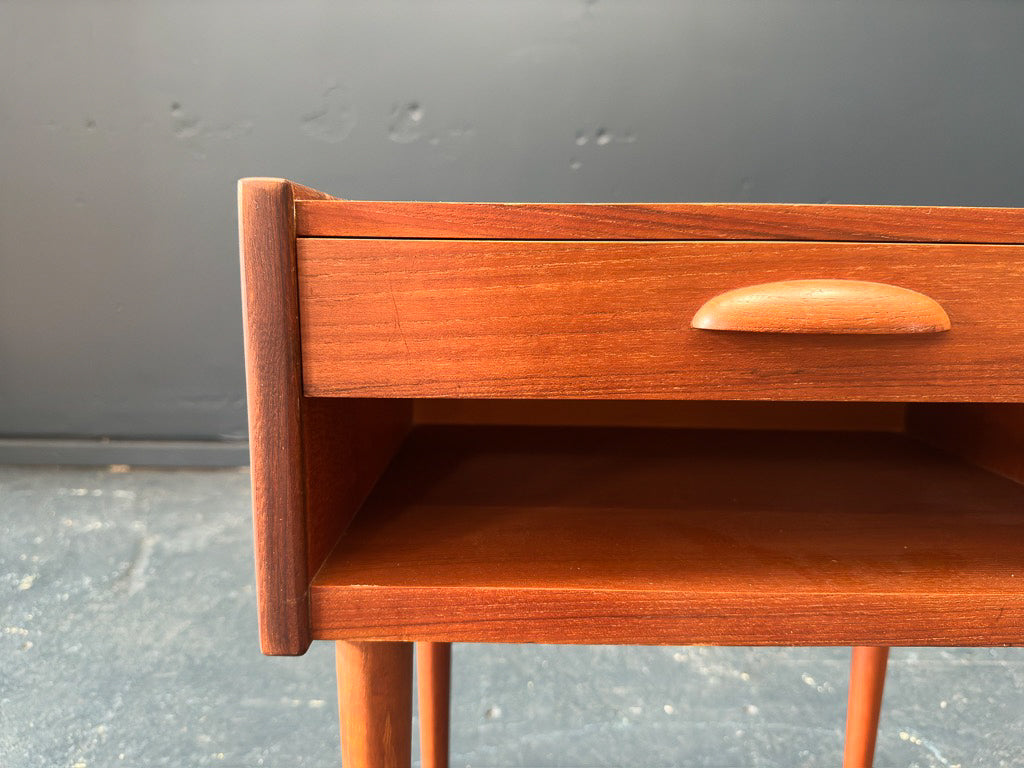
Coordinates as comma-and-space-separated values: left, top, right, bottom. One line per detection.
417, 642, 452, 768
843, 646, 889, 768
336, 641, 413, 768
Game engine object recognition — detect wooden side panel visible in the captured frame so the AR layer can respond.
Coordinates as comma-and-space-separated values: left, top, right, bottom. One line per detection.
296, 200, 1024, 243
239, 178, 310, 655
303, 397, 413, 582
239, 178, 411, 655
298, 239, 1024, 401
908, 404, 1024, 484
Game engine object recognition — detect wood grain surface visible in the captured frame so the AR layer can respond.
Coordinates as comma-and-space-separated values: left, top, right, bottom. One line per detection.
301, 397, 412, 582
239, 179, 411, 655
415, 642, 451, 768
336, 641, 413, 768
296, 200, 1024, 243
691, 279, 951, 334
311, 426, 1024, 645
239, 178, 311, 655
297, 239, 1024, 401
290, 181, 336, 202
844, 646, 889, 768
413, 400, 906, 432
908, 404, 1024, 484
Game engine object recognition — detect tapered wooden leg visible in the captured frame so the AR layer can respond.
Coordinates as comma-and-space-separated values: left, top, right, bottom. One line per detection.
416, 642, 451, 768
336, 641, 413, 768
843, 646, 890, 768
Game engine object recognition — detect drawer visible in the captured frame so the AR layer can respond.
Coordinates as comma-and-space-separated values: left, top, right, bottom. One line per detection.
296, 238, 1024, 401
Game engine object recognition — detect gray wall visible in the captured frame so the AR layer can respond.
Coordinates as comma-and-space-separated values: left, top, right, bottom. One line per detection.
3, 1, 1023, 463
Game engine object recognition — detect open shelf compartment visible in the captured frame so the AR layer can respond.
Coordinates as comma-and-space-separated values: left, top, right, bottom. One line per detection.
310, 424, 1024, 646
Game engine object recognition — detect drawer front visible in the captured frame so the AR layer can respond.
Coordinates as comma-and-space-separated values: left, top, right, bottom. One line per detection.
297, 239, 1024, 401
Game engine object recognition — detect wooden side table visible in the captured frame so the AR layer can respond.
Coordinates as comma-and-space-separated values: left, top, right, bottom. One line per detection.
239, 178, 1024, 767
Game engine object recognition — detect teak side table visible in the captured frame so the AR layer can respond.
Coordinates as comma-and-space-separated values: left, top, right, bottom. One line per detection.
238, 178, 1024, 768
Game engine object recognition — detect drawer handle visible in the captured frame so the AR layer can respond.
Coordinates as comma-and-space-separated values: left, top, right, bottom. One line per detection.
691, 279, 951, 334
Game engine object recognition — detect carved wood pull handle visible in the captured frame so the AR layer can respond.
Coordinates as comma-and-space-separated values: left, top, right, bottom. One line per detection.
691, 279, 951, 334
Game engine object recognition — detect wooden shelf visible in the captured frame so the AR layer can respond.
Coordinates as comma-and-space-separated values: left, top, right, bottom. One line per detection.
310, 426, 1024, 646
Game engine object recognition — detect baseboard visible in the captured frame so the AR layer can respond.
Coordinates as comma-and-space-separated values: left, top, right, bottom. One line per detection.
0, 438, 250, 467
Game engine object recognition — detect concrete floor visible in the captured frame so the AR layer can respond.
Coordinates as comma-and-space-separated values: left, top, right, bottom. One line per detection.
2, 465, 1023, 768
